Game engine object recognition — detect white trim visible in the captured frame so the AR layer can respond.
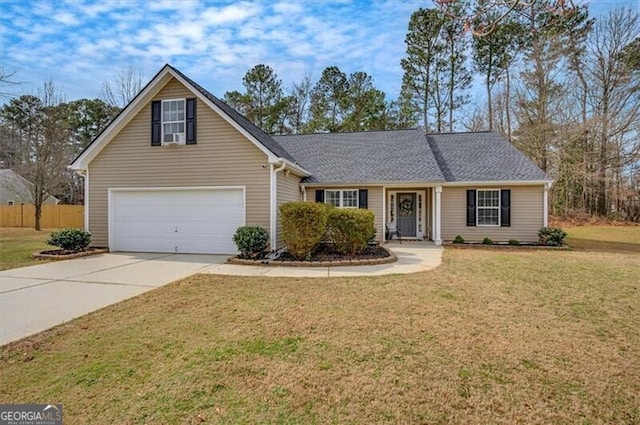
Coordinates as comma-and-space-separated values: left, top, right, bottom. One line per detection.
543, 183, 550, 227
160, 98, 186, 146
381, 186, 386, 241
270, 162, 286, 250
324, 189, 358, 208
476, 188, 501, 227
302, 180, 552, 188
434, 186, 442, 245
431, 188, 436, 241
84, 169, 89, 231
386, 190, 424, 239
107, 186, 246, 252
444, 180, 553, 187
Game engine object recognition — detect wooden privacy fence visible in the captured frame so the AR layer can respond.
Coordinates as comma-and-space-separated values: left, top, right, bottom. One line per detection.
0, 205, 84, 228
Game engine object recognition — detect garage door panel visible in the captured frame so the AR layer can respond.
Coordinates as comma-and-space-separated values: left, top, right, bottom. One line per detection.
110, 188, 244, 254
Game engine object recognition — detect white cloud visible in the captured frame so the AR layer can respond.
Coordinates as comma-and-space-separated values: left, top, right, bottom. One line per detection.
52, 11, 78, 25
201, 2, 262, 25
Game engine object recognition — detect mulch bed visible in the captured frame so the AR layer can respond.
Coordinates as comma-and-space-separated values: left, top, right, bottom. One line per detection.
276, 244, 390, 262
228, 244, 397, 267
445, 242, 569, 250
33, 247, 109, 260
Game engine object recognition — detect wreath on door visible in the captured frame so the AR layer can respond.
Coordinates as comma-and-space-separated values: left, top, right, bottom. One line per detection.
399, 196, 414, 215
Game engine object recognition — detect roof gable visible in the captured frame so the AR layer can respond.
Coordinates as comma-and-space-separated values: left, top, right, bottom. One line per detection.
70, 64, 299, 170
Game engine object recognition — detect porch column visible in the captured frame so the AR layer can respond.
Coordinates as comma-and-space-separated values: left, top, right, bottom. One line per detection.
382, 186, 387, 241
543, 183, 549, 227
434, 186, 442, 245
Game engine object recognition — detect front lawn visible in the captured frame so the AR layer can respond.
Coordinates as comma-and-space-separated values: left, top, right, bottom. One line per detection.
565, 224, 640, 253
0, 227, 54, 271
1, 243, 639, 423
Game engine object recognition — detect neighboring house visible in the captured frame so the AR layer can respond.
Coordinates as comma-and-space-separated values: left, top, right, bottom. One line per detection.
70, 65, 552, 254
0, 169, 60, 206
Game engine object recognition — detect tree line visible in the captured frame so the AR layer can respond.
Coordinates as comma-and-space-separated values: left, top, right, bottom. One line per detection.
0, 1, 638, 227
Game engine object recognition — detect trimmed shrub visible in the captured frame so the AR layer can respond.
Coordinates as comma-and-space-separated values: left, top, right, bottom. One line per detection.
508, 239, 520, 246
326, 208, 375, 256
233, 226, 269, 259
538, 226, 567, 246
482, 237, 494, 245
453, 235, 465, 244
280, 202, 330, 260
47, 228, 91, 251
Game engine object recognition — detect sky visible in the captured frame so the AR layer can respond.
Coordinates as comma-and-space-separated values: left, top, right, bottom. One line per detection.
1, 0, 639, 104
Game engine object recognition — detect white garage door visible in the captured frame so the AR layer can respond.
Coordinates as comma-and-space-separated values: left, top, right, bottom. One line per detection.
110, 188, 245, 254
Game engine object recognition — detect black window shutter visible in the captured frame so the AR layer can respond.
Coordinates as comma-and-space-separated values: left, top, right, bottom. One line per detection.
358, 189, 368, 209
501, 189, 511, 227
186, 97, 197, 145
151, 100, 161, 146
315, 190, 324, 203
466, 189, 476, 226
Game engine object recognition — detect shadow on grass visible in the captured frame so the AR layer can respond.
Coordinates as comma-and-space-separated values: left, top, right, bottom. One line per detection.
567, 238, 640, 254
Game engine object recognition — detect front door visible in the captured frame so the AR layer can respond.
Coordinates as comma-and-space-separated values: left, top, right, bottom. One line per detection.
396, 193, 417, 238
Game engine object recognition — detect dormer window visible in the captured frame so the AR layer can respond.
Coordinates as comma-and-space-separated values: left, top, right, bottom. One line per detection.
151, 98, 197, 146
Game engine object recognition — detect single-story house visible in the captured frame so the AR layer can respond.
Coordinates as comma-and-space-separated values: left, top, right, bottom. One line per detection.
0, 169, 60, 206
70, 64, 552, 254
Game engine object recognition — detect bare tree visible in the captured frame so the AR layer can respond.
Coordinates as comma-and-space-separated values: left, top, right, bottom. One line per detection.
584, 7, 640, 215
100, 66, 144, 108
435, 0, 581, 36
0, 82, 72, 230
0, 68, 21, 99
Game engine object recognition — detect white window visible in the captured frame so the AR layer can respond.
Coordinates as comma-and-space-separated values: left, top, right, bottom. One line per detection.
325, 189, 358, 208
477, 189, 500, 226
7, 200, 14, 206
162, 99, 185, 144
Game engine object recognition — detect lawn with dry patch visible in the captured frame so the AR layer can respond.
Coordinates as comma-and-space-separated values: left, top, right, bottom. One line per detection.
2, 242, 639, 424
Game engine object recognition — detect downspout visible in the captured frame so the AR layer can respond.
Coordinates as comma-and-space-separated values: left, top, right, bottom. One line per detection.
74, 169, 89, 231
270, 161, 287, 251
301, 184, 307, 202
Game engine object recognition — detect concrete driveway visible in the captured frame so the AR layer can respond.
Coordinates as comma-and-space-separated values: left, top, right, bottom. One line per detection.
0, 253, 226, 345
1, 244, 443, 345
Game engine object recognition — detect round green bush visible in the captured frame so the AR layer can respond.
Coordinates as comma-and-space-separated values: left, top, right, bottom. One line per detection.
482, 237, 494, 245
280, 202, 330, 260
233, 226, 269, 259
508, 239, 520, 246
326, 208, 375, 256
538, 226, 567, 246
47, 228, 92, 251
453, 235, 465, 244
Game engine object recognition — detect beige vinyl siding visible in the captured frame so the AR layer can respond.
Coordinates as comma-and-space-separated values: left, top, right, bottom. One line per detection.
441, 185, 544, 243
306, 186, 384, 242
87, 77, 271, 247
276, 171, 302, 247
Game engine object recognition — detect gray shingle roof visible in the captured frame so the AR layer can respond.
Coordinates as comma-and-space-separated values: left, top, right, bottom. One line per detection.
274, 129, 446, 184
274, 130, 549, 184
169, 66, 297, 163
428, 132, 549, 182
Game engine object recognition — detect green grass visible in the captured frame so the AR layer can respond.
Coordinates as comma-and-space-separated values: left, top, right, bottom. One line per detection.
0, 227, 55, 271
1, 235, 639, 424
565, 224, 640, 253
